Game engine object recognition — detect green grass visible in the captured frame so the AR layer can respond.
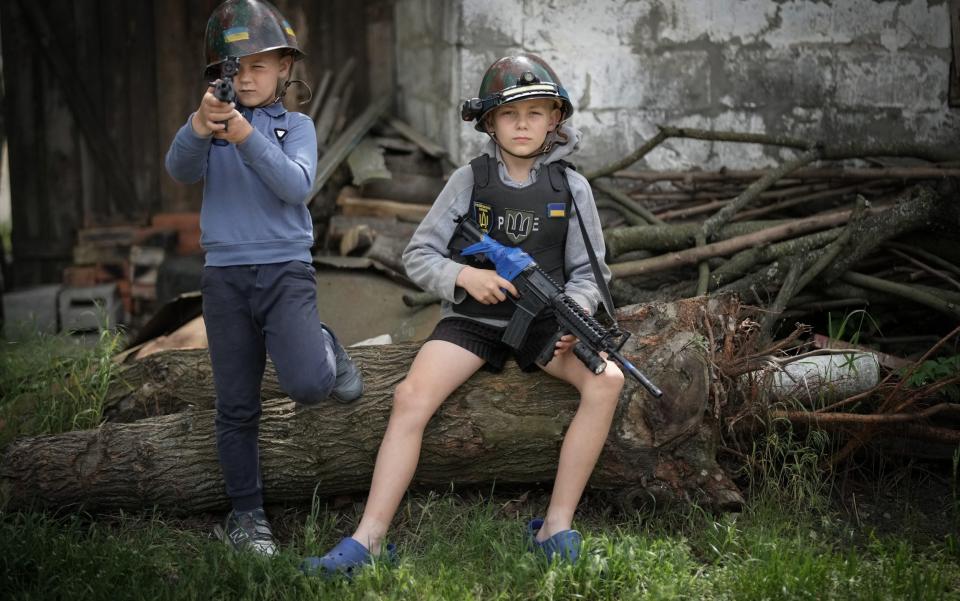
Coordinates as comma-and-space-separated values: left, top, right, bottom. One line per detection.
1, 329, 959, 600
0, 327, 123, 448
1, 489, 957, 601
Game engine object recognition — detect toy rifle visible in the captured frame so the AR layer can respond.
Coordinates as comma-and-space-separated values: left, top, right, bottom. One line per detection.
212, 56, 239, 132
456, 216, 663, 398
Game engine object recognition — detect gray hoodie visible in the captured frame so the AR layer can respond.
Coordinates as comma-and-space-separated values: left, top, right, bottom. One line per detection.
402, 124, 611, 328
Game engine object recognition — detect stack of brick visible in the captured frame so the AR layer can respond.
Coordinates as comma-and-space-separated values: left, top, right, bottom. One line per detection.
61, 212, 201, 329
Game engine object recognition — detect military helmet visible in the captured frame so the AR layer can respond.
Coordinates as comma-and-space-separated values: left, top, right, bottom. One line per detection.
204, 0, 305, 78
461, 53, 574, 132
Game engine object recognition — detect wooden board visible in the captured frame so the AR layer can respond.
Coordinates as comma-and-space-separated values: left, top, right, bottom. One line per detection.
336, 186, 431, 222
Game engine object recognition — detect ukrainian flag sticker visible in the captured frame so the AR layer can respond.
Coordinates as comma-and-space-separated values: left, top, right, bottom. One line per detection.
224, 27, 250, 43
282, 20, 296, 38
547, 203, 566, 218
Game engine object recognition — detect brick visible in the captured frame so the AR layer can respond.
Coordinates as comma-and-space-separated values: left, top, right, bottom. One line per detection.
63, 265, 114, 287
76, 225, 139, 247
151, 213, 202, 256
151, 212, 200, 232
73, 244, 129, 266
133, 227, 178, 249
176, 228, 202, 256
130, 246, 166, 268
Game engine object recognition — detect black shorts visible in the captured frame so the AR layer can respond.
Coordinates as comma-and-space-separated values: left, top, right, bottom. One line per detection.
427, 315, 560, 373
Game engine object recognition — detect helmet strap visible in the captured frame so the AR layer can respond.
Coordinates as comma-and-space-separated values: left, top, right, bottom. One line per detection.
488, 132, 547, 160
485, 123, 568, 161
270, 79, 313, 106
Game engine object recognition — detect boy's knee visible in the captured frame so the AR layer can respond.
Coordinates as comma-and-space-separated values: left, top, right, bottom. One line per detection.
391, 379, 433, 424
586, 364, 625, 400
285, 369, 336, 406
603, 364, 626, 393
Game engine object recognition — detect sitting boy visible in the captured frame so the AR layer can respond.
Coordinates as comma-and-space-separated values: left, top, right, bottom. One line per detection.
303, 53, 623, 576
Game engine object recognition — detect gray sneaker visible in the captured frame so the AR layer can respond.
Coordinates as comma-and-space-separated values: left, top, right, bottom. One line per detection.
216, 508, 278, 557
323, 326, 364, 403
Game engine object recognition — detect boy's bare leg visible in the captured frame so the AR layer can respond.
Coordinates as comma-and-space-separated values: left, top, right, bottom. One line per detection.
536, 352, 624, 541
351, 340, 485, 554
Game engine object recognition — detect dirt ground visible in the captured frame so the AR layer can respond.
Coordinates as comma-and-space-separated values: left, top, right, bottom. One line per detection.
313, 268, 440, 346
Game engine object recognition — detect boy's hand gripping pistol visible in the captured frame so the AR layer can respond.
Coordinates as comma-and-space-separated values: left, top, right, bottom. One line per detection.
455, 216, 663, 398
212, 56, 239, 132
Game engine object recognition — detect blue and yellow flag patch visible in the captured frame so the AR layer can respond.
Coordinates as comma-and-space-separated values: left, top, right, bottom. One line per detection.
547, 203, 566, 218
282, 20, 296, 38
224, 27, 250, 43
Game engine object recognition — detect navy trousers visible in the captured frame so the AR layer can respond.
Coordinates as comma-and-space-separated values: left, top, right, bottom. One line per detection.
201, 260, 336, 511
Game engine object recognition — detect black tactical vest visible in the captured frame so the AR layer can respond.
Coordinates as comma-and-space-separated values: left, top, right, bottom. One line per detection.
449, 154, 572, 320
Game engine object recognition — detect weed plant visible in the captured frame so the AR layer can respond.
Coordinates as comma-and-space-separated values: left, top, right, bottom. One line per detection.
0, 327, 123, 449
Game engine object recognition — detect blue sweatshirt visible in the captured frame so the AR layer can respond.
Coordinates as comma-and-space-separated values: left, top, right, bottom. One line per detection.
165, 101, 318, 266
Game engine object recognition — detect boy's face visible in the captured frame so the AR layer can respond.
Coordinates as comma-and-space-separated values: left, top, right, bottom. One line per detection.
487, 98, 561, 156
233, 50, 292, 108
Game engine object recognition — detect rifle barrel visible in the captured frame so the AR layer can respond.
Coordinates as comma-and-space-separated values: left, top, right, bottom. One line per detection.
611, 350, 663, 398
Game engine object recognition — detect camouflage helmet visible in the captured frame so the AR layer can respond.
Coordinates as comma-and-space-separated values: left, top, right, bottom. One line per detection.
204, 0, 305, 78
461, 53, 574, 132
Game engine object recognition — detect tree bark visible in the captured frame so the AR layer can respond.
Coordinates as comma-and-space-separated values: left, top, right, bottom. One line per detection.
1, 297, 746, 515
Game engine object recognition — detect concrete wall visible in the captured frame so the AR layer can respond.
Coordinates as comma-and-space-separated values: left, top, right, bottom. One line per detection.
395, 0, 958, 172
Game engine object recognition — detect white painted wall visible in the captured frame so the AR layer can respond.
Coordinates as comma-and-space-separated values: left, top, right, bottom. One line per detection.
395, 0, 958, 172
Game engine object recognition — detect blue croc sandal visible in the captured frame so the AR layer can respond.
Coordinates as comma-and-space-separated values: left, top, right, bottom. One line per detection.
526, 518, 582, 564
300, 537, 396, 579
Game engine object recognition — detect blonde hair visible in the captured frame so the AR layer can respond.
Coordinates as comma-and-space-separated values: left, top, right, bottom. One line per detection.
482, 98, 563, 132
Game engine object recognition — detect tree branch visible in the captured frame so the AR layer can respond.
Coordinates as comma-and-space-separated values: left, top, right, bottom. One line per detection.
610, 209, 853, 278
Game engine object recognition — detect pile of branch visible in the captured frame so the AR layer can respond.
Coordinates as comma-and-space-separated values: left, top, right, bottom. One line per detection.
720, 324, 960, 465
589, 126, 960, 342
588, 125, 960, 463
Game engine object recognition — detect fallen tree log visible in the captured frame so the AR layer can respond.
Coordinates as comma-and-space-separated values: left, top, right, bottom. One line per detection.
1, 297, 746, 515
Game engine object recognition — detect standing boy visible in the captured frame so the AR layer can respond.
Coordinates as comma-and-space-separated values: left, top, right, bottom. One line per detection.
304, 53, 623, 576
165, 0, 363, 556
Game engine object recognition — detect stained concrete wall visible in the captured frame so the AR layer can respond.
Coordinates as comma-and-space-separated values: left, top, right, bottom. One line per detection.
394, 0, 958, 172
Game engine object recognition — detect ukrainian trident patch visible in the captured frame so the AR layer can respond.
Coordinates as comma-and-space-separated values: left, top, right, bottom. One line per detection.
474, 202, 492, 233
503, 209, 535, 243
